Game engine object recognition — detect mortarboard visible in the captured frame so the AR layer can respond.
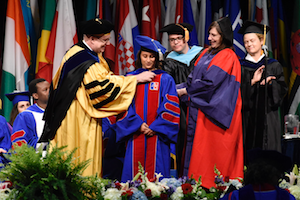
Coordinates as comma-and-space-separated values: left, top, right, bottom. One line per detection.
5, 91, 30, 106
82, 18, 114, 35
135, 35, 166, 54
238, 21, 270, 35
247, 148, 292, 173
216, 17, 233, 46
160, 23, 193, 42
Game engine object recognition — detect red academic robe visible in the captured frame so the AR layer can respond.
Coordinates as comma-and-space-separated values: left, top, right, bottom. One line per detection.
187, 48, 244, 188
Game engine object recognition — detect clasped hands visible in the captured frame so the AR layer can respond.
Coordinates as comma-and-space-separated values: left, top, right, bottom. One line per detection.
251, 65, 276, 86
139, 122, 155, 137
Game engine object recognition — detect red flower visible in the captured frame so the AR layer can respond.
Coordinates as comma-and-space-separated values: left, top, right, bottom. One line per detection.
114, 182, 122, 190
182, 183, 193, 194
216, 186, 227, 191
160, 193, 168, 200
149, 177, 157, 182
144, 189, 152, 197
224, 176, 230, 183
122, 189, 133, 197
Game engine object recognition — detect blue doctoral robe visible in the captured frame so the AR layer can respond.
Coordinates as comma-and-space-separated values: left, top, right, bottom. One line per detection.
116, 68, 180, 182
11, 104, 46, 150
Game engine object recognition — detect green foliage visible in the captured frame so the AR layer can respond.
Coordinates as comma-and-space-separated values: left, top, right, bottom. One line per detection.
0, 144, 101, 200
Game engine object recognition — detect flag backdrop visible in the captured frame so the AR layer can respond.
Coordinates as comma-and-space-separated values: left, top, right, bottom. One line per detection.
198, 0, 212, 47
224, 0, 246, 59
0, 0, 30, 120
288, 0, 300, 115
21, 0, 38, 87
115, 0, 140, 75
45, 0, 78, 79
141, 0, 162, 40
35, 0, 56, 83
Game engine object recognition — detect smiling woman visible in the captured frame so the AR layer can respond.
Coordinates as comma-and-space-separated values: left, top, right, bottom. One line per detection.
177, 17, 244, 188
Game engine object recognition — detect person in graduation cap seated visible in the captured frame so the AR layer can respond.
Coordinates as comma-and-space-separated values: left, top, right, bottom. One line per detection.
177, 17, 244, 188
115, 35, 180, 182
238, 21, 287, 152
220, 149, 295, 200
11, 78, 50, 154
159, 22, 203, 177
39, 19, 156, 177
5, 90, 30, 127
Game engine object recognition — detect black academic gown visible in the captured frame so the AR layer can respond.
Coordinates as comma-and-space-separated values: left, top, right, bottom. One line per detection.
240, 56, 287, 152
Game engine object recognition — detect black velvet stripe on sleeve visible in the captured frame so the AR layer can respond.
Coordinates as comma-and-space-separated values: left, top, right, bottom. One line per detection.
93, 87, 121, 109
85, 79, 109, 89
89, 83, 114, 100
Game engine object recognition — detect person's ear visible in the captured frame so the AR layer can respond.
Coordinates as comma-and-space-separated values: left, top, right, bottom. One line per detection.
32, 93, 38, 100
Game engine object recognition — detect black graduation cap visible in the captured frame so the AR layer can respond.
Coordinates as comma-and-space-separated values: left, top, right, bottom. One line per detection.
159, 23, 193, 35
216, 17, 233, 46
238, 20, 271, 35
82, 18, 114, 35
5, 91, 30, 106
247, 148, 292, 173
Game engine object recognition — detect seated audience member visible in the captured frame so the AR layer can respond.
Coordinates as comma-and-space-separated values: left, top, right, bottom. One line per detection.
221, 149, 295, 200
116, 35, 180, 182
11, 79, 50, 153
5, 90, 30, 126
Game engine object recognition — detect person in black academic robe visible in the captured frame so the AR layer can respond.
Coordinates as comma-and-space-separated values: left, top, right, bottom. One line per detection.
239, 21, 287, 152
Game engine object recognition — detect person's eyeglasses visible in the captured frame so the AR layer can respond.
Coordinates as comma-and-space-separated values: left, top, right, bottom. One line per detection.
168, 36, 184, 43
99, 38, 110, 43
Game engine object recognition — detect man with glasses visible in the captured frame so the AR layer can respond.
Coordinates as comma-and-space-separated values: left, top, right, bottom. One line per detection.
40, 18, 156, 177
160, 23, 203, 177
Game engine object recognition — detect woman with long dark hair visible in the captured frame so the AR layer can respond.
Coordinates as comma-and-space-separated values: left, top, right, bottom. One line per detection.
178, 17, 244, 188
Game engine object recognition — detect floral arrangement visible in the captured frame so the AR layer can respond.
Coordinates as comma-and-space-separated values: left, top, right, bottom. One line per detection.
0, 145, 243, 200
280, 164, 300, 200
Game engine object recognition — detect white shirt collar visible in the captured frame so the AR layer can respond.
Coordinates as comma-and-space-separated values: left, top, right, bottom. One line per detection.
245, 53, 265, 63
82, 40, 93, 51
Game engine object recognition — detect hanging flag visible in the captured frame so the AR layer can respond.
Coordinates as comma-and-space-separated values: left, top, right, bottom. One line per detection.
198, 0, 212, 47
21, 0, 38, 87
115, 0, 140, 75
0, 0, 30, 120
97, 0, 116, 72
35, 0, 56, 84
269, 0, 290, 83
288, 0, 300, 115
84, 0, 97, 21
212, 0, 223, 21
161, 0, 177, 50
183, 0, 199, 46
45, 0, 78, 78
224, 0, 246, 58
253, 0, 273, 58
141, 0, 162, 40
30, 0, 40, 38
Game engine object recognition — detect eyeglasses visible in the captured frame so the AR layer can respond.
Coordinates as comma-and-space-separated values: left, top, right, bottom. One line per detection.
168, 36, 184, 43
99, 38, 110, 43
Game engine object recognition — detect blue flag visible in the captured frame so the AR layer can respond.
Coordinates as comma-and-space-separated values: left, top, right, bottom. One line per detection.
21, 0, 38, 89
183, 0, 199, 46
224, 0, 246, 58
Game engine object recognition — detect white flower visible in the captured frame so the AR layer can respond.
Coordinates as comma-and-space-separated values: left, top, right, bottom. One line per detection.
146, 181, 162, 197
171, 187, 184, 200
104, 188, 122, 200
286, 172, 298, 185
289, 185, 300, 200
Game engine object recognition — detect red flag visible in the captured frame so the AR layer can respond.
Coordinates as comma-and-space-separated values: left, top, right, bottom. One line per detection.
141, 0, 162, 40
175, 0, 184, 23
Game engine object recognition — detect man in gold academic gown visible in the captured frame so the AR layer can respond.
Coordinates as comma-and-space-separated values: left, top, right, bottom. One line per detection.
40, 18, 156, 176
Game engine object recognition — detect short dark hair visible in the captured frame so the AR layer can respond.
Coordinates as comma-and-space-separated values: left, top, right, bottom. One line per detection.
29, 78, 46, 95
